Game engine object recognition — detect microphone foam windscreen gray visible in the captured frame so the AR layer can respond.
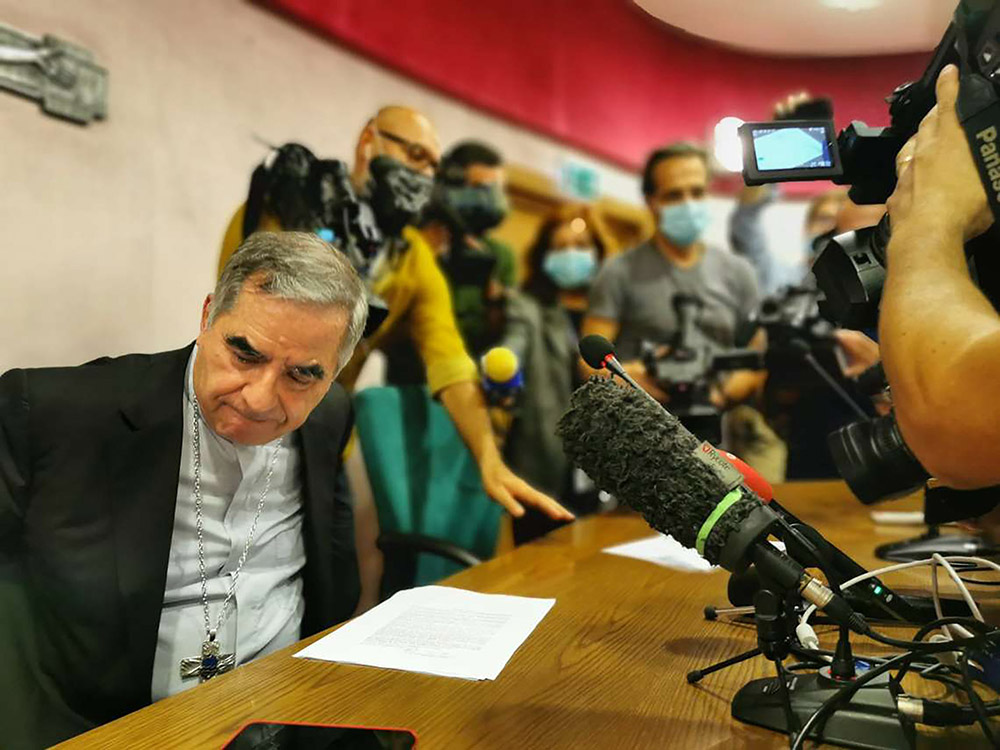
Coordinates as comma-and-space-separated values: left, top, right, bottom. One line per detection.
556, 377, 758, 564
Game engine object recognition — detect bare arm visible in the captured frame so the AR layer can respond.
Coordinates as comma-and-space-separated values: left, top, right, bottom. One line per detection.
440, 381, 573, 521
881, 64, 1000, 487
715, 329, 768, 406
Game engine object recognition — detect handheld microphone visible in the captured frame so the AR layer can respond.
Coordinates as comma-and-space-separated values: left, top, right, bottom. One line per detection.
579, 334, 662, 408
557, 377, 866, 633
481, 347, 524, 405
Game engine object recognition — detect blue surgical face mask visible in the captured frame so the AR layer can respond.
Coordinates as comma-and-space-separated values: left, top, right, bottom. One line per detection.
658, 200, 711, 247
543, 246, 598, 289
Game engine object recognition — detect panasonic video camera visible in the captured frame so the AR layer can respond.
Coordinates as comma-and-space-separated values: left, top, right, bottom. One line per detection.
737, 0, 1000, 507
738, 0, 1000, 330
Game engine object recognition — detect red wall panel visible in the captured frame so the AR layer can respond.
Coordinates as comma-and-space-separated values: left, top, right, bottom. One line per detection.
268, 0, 929, 170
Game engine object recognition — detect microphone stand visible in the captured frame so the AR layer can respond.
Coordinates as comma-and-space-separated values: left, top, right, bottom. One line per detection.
689, 573, 916, 749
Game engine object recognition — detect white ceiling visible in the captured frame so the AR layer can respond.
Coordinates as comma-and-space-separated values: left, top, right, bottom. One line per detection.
634, 0, 956, 57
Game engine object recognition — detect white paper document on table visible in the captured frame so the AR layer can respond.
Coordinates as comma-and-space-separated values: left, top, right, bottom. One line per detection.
294, 585, 555, 680
603, 534, 716, 572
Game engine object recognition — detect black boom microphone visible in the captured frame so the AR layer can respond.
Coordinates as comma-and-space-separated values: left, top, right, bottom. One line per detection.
557, 377, 867, 634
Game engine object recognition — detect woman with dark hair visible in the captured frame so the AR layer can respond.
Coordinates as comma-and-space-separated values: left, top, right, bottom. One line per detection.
502, 207, 608, 544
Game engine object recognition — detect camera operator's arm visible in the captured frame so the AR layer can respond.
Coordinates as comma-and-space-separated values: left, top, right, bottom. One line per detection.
713, 329, 768, 408
882, 64, 999, 487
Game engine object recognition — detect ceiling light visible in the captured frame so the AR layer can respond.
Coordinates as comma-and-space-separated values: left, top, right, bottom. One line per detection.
713, 116, 745, 173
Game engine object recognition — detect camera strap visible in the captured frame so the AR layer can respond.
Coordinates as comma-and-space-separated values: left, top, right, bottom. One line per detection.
957, 73, 1000, 221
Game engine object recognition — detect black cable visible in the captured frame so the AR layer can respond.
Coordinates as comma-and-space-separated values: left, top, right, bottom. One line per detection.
789, 652, 912, 750
867, 616, 998, 653
773, 658, 799, 748
961, 649, 998, 745
889, 616, 997, 692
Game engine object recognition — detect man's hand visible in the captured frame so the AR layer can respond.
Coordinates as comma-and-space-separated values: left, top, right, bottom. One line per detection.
621, 359, 670, 403
833, 329, 880, 378
887, 64, 993, 243
478, 449, 575, 521
438, 380, 574, 521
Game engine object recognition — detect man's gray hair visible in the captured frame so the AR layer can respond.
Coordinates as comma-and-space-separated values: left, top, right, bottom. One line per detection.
209, 232, 369, 372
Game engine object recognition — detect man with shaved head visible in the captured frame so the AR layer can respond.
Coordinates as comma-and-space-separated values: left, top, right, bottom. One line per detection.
220, 106, 572, 527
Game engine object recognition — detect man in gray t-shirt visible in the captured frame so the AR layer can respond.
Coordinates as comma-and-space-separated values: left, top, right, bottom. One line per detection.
580, 142, 765, 408
588, 238, 759, 362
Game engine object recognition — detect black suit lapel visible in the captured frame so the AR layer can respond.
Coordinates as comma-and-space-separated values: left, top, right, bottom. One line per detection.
108, 344, 191, 707
297, 414, 337, 633
297, 384, 357, 633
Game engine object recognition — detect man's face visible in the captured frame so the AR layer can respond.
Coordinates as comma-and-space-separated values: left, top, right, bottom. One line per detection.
645, 155, 708, 219
360, 107, 441, 180
193, 281, 348, 445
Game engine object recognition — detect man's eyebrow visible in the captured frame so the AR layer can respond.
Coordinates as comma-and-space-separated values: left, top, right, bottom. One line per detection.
293, 364, 326, 380
224, 335, 265, 359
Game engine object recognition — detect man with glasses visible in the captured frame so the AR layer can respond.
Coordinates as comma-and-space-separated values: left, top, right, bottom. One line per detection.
219, 106, 572, 527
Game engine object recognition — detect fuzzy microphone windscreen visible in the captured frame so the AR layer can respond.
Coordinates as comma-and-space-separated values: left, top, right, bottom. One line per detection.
556, 377, 759, 564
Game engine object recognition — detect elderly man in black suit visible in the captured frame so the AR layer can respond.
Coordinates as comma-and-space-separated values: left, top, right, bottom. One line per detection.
0, 231, 368, 748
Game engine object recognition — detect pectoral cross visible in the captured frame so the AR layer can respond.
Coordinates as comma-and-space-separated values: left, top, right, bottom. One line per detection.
180, 635, 235, 682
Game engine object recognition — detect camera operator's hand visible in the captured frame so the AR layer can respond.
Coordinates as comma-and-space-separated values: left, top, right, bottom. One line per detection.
887, 64, 993, 244
833, 329, 879, 378
880, 63, 1000, 488
621, 359, 670, 403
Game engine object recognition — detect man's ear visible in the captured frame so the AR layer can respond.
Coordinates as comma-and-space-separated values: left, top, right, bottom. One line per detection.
200, 295, 213, 333
353, 123, 376, 183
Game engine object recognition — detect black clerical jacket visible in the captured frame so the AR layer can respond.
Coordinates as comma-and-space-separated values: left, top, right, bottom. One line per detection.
0, 344, 359, 749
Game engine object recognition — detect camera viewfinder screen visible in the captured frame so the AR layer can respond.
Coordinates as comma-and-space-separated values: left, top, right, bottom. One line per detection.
751, 126, 832, 171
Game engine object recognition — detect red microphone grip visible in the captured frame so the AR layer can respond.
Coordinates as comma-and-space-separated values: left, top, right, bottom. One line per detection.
718, 450, 774, 502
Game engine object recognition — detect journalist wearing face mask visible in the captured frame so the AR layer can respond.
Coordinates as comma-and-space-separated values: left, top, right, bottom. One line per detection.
416, 141, 518, 358
500, 211, 607, 544
579, 142, 766, 410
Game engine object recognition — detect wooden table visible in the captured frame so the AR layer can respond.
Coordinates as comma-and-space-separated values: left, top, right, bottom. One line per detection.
58, 481, 995, 749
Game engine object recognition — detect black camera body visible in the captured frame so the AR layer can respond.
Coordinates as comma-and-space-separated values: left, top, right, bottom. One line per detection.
737, 0, 1000, 507
242, 143, 394, 336
642, 295, 762, 444
740, 0, 1000, 330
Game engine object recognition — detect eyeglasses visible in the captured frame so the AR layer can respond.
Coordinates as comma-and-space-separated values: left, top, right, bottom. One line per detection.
376, 129, 440, 170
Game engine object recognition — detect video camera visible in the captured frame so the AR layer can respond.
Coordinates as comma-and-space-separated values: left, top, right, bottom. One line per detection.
242, 143, 423, 336
739, 0, 1000, 329
641, 294, 761, 444
736, 0, 1000, 508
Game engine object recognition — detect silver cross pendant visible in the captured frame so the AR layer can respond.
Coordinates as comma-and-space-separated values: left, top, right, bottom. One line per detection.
180, 636, 235, 682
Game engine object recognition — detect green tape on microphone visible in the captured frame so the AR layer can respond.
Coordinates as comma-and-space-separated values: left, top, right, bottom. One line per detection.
696, 489, 744, 556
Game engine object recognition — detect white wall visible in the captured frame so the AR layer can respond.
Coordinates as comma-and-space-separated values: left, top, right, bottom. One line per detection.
0, 0, 643, 371
0, 0, 808, 371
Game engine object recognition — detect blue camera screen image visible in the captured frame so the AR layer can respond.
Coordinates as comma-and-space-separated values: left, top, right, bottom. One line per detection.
752, 126, 832, 171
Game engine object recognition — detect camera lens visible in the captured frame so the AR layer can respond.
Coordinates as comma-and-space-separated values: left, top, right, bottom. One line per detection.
828, 412, 929, 504
812, 218, 890, 329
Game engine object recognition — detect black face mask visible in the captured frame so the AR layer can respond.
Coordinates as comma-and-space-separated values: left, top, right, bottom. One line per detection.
367, 155, 434, 238
443, 184, 508, 236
